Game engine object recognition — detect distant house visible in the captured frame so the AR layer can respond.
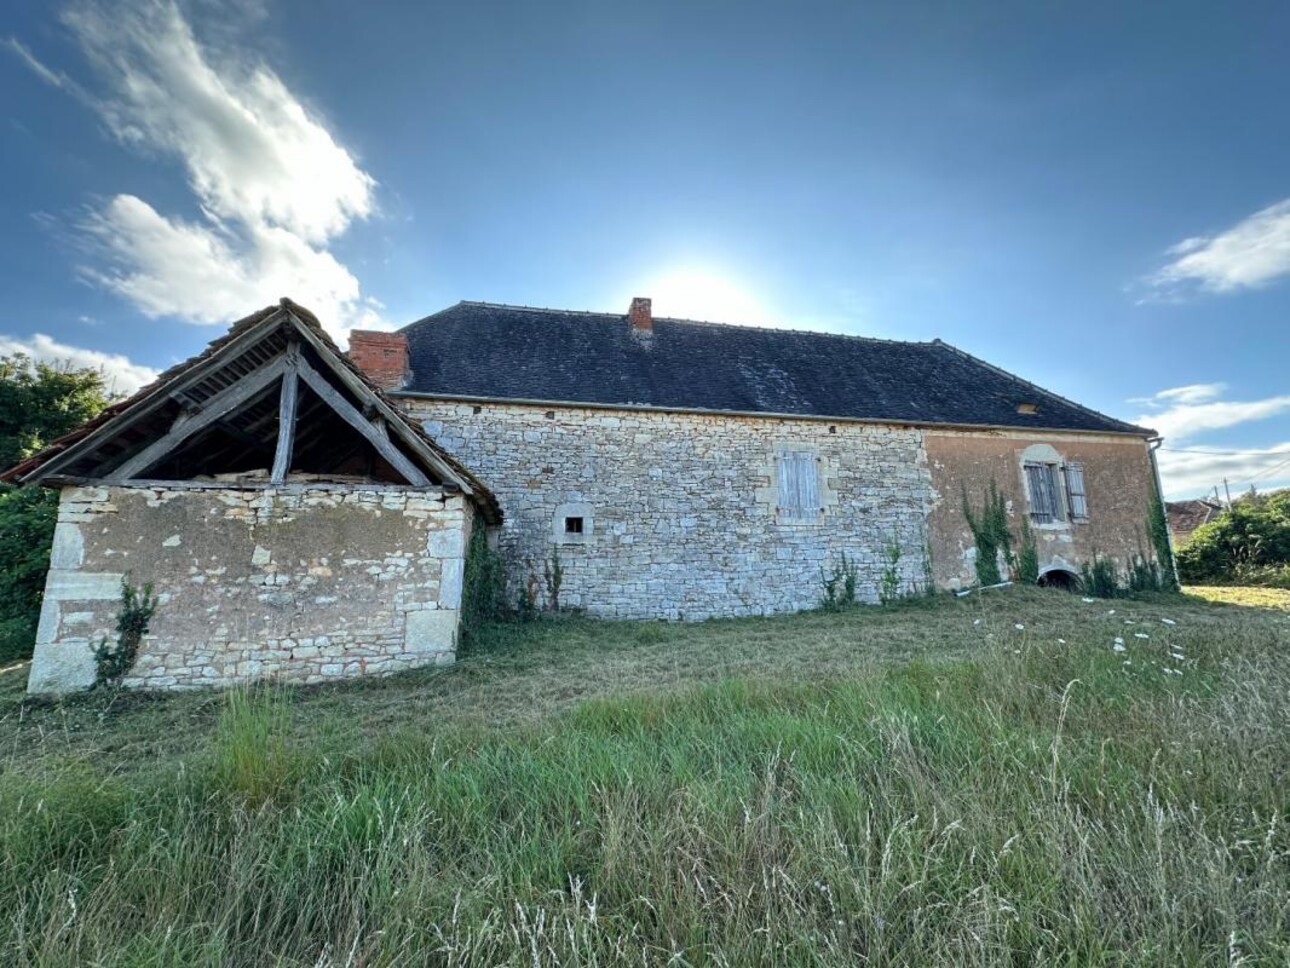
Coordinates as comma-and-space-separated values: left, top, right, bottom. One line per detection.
8, 297, 1165, 695
1166, 499, 1224, 546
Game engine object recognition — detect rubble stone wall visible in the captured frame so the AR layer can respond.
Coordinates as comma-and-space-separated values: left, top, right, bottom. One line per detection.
27, 483, 470, 694
408, 400, 935, 619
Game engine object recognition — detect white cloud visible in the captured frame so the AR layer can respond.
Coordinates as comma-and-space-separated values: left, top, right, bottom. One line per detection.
0, 333, 158, 396
1133, 386, 1290, 442
81, 194, 382, 331
14, 0, 384, 342
1131, 384, 1290, 497
1156, 444, 1290, 500
1150, 383, 1225, 406
1147, 199, 1290, 297
4, 36, 77, 90
63, 1, 374, 244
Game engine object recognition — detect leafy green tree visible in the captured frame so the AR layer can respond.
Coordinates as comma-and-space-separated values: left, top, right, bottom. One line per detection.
0, 354, 113, 662
0, 354, 112, 469
1177, 489, 1290, 586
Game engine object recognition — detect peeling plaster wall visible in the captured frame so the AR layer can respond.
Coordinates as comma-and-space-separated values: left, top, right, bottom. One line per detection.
923, 430, 1157, 588
27, 484, 470, 694
407, 401, 934, 618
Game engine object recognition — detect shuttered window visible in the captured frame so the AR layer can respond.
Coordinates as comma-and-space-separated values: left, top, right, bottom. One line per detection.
776, 452, 820, 520
1024, 462, 1063, 524
1064, 462, 1088, 520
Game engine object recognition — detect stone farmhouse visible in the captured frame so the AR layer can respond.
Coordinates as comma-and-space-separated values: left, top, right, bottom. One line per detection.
7, 298, 1165, 694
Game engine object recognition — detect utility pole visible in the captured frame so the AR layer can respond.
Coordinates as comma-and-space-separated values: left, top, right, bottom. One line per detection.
1223, 477, 1233, 507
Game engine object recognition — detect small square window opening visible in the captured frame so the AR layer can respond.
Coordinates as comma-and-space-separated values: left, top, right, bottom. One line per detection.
564, 516, 584, 534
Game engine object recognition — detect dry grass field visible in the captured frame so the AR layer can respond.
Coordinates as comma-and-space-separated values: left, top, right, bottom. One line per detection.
0, 586, 1286, 965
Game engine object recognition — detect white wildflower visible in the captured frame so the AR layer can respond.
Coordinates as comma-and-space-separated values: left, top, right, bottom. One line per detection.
1014, 623, 1025, 631
1107, 609, 1116, 615
1057, 638, 1067, 644
1082, 597, 1095, 603
1170, 652, 1185, 661
1112, 637, 1126, 652
973, 618, 982, 626
1134, 632, 1149, 639
1160, 618, 1176, 625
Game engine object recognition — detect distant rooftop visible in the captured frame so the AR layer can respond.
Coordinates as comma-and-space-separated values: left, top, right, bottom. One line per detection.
396, 300, 1153, 436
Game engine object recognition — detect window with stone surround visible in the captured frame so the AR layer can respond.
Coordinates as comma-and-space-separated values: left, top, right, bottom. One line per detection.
1024, 457, 1089, 525
776, 451, 821, 522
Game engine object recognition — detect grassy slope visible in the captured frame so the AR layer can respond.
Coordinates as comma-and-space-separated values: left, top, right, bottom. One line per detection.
0, 587, 1287, 965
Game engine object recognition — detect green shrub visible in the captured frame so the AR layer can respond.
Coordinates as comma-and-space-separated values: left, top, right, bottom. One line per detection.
1177, 488, 1290, 586
0, 353, 113, 663
1080, 555, 1122, 599
1017, 516, 1039, 585
820, 551, 859, 609
92, 579, 159, 687
459, 517, 506, 648
0, 485, 58, 663
878, 538, 903, 604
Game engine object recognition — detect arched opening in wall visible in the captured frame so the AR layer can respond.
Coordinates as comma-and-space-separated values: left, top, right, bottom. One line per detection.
1037, 568, 1081, 592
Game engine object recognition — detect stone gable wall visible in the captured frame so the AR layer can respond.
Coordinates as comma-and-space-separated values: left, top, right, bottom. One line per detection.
27, 483, 470, 694
407, 401, 935, 618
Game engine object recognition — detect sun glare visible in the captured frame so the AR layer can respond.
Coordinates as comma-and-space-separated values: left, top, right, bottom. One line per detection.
639, 268, 772, 326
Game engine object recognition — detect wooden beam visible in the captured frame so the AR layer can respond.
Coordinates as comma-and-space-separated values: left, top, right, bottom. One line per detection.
281, 312, 471, 492
294, 360, 431, 487
270, 345, 300, 483
29, 310, 295, 483
108, 356, 288, 481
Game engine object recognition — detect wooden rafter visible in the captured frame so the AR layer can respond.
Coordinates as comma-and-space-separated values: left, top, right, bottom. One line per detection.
108, 356, 289, 481
295, 359, 430, 487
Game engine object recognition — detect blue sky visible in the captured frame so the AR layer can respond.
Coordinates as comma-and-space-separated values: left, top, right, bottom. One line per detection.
2, 0, 1288, 498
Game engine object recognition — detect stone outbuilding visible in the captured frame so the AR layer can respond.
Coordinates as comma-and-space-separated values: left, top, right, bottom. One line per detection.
6, 301, 499, 693
9, 296, 1170, 694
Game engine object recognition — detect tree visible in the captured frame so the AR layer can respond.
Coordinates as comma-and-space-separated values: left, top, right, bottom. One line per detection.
0, 354, 114, 663
1176, 488, 1290, 586
0, 354, 112, 469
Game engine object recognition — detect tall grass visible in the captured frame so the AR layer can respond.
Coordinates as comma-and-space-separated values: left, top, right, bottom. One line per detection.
0, 598, 1287, 964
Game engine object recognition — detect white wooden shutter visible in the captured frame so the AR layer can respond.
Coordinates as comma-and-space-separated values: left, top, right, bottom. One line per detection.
777, 452, 820, 519
797, 453, 819, 516
777, 455, 795, 514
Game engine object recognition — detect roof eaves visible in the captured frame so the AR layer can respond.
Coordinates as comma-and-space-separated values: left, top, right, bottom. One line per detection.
390, 389, 1158, 438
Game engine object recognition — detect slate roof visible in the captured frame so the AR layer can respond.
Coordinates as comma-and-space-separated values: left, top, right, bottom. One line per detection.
1167, 499, 1224, 535
399, 302, 1154, 436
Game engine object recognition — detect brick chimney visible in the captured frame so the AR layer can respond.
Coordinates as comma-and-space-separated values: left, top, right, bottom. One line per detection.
348, 330, 409, 390
628, 296, 652, 333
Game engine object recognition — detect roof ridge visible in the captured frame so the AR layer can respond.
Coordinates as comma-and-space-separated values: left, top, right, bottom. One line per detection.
422, 300, 936, 348
930, 338, 1155, 437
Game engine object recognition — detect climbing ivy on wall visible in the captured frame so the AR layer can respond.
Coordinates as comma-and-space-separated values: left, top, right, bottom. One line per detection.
962, 481, 1014, 586
1147, 486, 1179, 591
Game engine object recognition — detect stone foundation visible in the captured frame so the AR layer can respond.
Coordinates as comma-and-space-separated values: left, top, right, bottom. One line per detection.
27, 483, 470, 694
